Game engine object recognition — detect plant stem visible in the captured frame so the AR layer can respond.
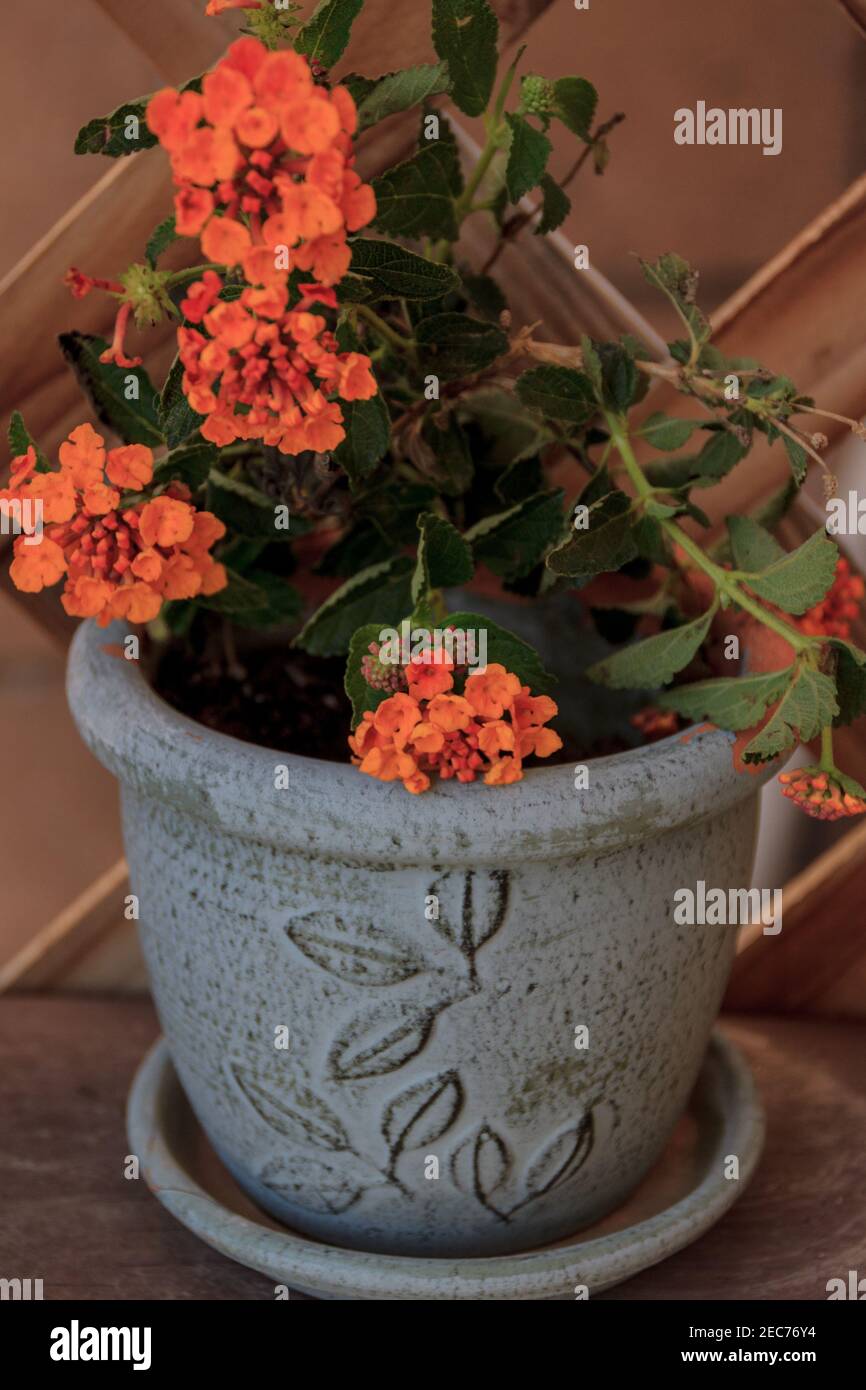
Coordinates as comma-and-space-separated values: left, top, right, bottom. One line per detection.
606, 413, 816, 657
354, 303, 414, 354
820, 724, 835, 771
165, 263, 224, 286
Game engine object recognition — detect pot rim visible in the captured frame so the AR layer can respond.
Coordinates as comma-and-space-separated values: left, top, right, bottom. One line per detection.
68, 619, 775, 865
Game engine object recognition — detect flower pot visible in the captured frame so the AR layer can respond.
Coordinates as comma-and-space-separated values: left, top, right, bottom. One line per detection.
68, 618, 774, 1258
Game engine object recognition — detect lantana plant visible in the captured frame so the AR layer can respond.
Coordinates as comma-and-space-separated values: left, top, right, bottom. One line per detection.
5, 0, 866, 814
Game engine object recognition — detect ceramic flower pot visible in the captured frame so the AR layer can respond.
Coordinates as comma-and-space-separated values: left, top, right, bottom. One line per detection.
68, 618, 773, 1258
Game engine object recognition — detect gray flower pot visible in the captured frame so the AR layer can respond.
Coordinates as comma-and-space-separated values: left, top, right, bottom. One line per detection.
68, 618, 773, 1258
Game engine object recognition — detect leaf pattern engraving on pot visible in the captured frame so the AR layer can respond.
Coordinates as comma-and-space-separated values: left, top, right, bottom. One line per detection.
427, 869, 510, 988
258, 1153, 368, 1217
327, 999, 445, 1081
285, 911, 423, 987
382, 1070, 464, 1179
228, 1061, 351, 1152
450, 1123, 512, 1220
518, 1112, 594, 1207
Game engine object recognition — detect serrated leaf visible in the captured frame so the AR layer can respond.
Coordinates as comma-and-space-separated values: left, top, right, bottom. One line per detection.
207, 471, 283, 540
461, 270, 507, 322
641, 251, 709, 346
830, 638, 866, 727
552, 76, 598, 139
639, 412, 699, 452
318, 522, 397, 578
781, 431, 808, 485
515, 365, 596, 425
334, 390, 390, 484
463, 387, 552, 466
7, 411, 48, 469
742, 664, 838, 763
494, 454, 542, 505
546, 490, 637, 579
424, 415, 474, 496
356, 62, 451, 129
286, 912, 422, 986
295, 0, 364, 66
657, 667, 794, 730
505, 113, 551, 202
231, 570, 303, 631
587, 604, 717, 690
383, 1071, 463, 1156
152, 441, 215, 490
296, 556, 414, 657
230, 1063, 350, 1151
432, 0, 498, 117
58, 333, 163, 446
345, 621, 395, 726
158, 354, 204, 449
371, 146, 459, 240
745, 529, 838, 615
347, 238, 460, 300
726, 515, 785, 572
535, 172, 570, 234
444, 609, 555, 692
146, 215, 178, 268
198, 567, 269, 617
466, 489, 565, 582
75, 75, 202, 158
416, 312, 507, 380
598, 342, 638, 413
413, 512, 474, 602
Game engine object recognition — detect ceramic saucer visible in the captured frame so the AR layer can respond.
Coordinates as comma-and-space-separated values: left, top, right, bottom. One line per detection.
127, 1031, 764, 1300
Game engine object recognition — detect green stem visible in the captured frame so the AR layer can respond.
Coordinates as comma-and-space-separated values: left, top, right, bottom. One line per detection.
820, 724, 835, 772
354, 303, 414, 354
165, 263, 224, 286
606, 413, 817, 657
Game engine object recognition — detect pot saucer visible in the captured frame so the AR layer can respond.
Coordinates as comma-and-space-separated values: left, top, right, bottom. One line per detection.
128, 1031, 763, 1300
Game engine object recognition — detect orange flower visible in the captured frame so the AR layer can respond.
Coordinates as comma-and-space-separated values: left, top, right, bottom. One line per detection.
406, 654, 454, 701
427, 694, 474, 732
372, 692, 421, 749
465, 664, 522, 719
7, 425, 226, 625
139, 496, 195, 548
484, 758, 524, 786
778, 767, 866, 821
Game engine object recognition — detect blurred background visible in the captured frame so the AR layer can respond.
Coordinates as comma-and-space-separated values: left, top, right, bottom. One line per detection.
2, 0, 866, 973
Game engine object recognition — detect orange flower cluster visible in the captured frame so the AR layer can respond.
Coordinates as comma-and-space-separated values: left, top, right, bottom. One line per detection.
178, 275, 377, 452
796, 557, 864, 640
146, 37, 375, 288
778, 767, 866, 820
349, 655, 563, 794
5, 425, 227, 625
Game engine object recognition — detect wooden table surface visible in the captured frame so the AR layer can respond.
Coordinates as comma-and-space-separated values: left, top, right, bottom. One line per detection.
1, 997, 863, 1300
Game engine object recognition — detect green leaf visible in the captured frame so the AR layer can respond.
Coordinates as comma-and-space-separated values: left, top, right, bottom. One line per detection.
424, 415, 474, 495
152, 441, 215, 490
231, 570, 304, 631
416, 312, 507, 380
345, 622, 394, 726
371, 146, 460, 241
58, 333, 163, 446
463, 387, 551, 466
7, 410, 49, 469
552, 76, 598, 139
295, 0, 364, 67
445, 610, 555, 692
598, 342, 638, 413
356, 62, 451, 129
431, 0, 498, 117
295, 556, 414, 657
515, 365, 596, 425
830, 638, 866, 726
461, 270, 507, 322
346, 238, 460, 301
657, 668, 794, 730
587, 605, 717, 690
505, 114, 551, 202
146, 215, 178, 269
75, 75, 202, 158
580, 336, 604, 398
781, 432, 808, 485
726, 515, 785, 573
334, 390, 390, 484
412, 512, 474, 602
534, 173, 570, 235
494, 454, 541, 505
639, 412, 699, 452
207, 471, 286, 541
745, 529, 838, 615
546, 490, 637, 579
317, 521, 397, 577
466, 489, 565, 582
640, 251, 709, 346
199, 568, 271, 617
158, 355, 204, 449
742, 665, 838, 764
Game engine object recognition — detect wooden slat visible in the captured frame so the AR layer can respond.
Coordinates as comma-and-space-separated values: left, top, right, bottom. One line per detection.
725, 816, 866, 1017
93, 0, 235, 84
836, 0, 866, 39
